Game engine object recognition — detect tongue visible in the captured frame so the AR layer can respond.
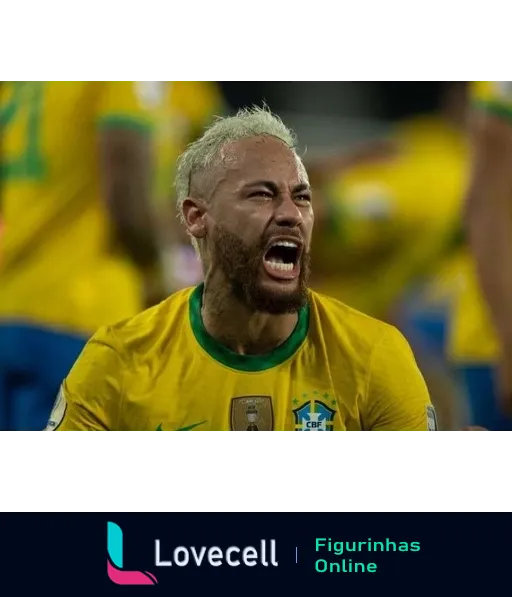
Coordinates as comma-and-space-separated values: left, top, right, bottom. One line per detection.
266, 256, 285, 264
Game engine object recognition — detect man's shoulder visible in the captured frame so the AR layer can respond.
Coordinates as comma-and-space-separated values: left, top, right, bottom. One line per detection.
309, 289, 397, 348
93, 286, 194, 355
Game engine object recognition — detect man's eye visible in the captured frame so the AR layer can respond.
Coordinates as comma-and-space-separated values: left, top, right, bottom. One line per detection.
296, 194, 311, 203
249, 191, 273, 199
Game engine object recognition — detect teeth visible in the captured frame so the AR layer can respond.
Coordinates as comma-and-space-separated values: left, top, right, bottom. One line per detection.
273, 241, 298, 249
265, 260, 294, 272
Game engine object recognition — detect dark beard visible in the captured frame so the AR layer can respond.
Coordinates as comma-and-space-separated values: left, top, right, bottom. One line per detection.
209, 224, 310, 314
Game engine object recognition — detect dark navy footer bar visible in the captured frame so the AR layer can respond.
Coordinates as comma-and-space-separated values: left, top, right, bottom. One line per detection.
0, 513, 509, 595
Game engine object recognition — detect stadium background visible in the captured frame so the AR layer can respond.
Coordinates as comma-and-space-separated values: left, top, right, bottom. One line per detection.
0, 81, 471, 430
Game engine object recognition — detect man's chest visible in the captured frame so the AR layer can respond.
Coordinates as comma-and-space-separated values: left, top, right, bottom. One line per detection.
120, 366, 364, 431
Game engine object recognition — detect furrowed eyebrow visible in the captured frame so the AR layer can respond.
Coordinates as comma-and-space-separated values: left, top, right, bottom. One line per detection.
292, 183, 311, 194
243, 181, 311, 193
243, 181, 279, 193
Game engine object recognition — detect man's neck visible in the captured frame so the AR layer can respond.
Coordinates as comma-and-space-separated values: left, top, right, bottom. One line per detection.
201, 282, 299, 356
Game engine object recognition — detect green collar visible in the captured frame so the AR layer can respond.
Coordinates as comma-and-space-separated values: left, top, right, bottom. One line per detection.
188, 284, 309, 372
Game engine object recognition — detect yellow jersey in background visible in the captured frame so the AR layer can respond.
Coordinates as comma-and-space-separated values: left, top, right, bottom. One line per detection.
0, 81, 166, 336
312, 115, 468, 320
447, 81, 512, 364
154, 81, 224, 206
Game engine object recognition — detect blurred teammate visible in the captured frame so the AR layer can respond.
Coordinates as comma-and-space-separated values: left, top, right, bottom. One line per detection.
48, 107, 436, 431
0, 216, 4, 265
311, 83, 468, 320
310, 83, 469, 429
0, 81, 167, 430
450, 81, 512, 430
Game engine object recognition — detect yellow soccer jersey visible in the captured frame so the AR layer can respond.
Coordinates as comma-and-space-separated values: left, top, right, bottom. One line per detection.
48, 285, 435, 431
313, 116, 467, 318
448, 254, 500, 363
448, 82, 512, 363
0, 81, 167, 335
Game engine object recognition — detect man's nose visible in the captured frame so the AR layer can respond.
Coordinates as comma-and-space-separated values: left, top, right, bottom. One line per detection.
273, 194, 303, 227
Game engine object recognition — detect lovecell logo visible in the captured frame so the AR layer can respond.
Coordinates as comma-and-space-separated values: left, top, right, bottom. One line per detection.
107, 522, 158, 585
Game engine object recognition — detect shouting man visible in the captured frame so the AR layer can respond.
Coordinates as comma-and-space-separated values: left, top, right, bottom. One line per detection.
47, 107, 435, 431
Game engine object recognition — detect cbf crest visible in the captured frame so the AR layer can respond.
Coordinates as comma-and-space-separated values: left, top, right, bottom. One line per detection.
231, 396, 274, 431
292, 392, 337, 431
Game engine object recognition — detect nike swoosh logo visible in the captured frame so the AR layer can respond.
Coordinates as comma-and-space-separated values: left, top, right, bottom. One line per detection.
156, 421, 207, 431
176, 421, 207, 431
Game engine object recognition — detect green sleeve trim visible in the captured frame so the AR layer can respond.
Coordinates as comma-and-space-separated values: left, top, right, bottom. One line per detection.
473, 99, 512, 124
97, 114, 154, 133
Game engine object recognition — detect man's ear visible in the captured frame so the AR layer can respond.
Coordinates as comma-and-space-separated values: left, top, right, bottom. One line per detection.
181, 197, 207, 240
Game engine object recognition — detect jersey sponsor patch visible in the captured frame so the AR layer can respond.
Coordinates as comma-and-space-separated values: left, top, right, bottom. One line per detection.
135, 81, 166, 108
230, 396, 274, 431
45, 385, 67, 430
426, 405, 438, 431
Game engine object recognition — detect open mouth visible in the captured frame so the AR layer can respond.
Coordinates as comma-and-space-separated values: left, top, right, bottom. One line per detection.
263, 239, 301, 280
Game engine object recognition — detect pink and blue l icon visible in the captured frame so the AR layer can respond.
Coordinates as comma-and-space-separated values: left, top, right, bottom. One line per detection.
107, 522, 158, 585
